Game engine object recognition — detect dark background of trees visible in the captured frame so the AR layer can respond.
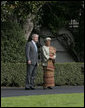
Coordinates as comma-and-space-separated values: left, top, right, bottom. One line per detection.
1, 1, 84, 63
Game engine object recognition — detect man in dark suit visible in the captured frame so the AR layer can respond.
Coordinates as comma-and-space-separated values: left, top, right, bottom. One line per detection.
25, 34, 39, 90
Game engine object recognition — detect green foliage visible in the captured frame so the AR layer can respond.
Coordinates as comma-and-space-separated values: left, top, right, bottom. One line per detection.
1, 1, 46, 24
1, 62, 84, 87
1, 62, 26, 87
39, 1, 83, 30
55, 63, 84, 85
1, 21, 26, 63
72, 6, 84, 61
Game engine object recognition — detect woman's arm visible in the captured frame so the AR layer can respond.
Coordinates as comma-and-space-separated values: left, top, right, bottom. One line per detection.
50, 47, 56, 60
42, 46, 49, 60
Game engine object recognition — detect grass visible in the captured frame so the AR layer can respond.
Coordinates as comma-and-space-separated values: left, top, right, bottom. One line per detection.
1, 93, 84, 107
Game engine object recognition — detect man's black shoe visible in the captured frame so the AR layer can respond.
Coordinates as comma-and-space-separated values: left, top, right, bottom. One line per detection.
30, 87, 35, 90
48, 87, 53, 89
25, 88, 30, 90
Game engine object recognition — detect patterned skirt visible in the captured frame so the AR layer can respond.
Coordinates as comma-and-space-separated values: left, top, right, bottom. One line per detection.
43, 59, 55, 87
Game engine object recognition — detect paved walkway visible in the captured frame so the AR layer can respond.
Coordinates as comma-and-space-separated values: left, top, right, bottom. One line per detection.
1, 86, 84, 97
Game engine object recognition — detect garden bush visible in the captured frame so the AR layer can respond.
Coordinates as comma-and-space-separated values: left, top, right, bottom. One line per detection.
1, 21, 26, 63
1, 62, 84, 87
54, 63, 84, 85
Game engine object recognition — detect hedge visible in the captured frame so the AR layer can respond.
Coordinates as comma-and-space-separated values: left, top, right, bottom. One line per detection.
1, 21, 26, 63
1, 62, 84, 87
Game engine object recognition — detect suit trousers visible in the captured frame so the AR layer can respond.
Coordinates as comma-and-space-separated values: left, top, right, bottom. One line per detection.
25, 63, 37, 88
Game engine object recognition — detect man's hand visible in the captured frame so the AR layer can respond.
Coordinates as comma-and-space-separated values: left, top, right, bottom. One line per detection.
28, 60, 31, 64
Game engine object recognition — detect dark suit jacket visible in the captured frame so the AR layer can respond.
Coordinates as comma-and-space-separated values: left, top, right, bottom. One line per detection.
25, 41, 38, 65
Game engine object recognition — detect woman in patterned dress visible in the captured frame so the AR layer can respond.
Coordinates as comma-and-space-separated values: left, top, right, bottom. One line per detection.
42, 37, 56, 89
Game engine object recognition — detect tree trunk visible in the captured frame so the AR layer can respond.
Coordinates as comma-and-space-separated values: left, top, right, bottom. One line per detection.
23, 14, 35, 40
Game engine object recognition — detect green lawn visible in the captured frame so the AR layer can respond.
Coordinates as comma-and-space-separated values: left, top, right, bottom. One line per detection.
1, 93, 84, 107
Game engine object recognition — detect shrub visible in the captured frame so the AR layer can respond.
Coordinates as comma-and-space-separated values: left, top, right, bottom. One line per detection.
1, 21, 26, 63
54, 63, 84, 85
1, 62, 84, 87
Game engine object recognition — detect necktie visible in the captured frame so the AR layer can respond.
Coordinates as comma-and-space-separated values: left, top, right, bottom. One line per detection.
34, 43, 37, 52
